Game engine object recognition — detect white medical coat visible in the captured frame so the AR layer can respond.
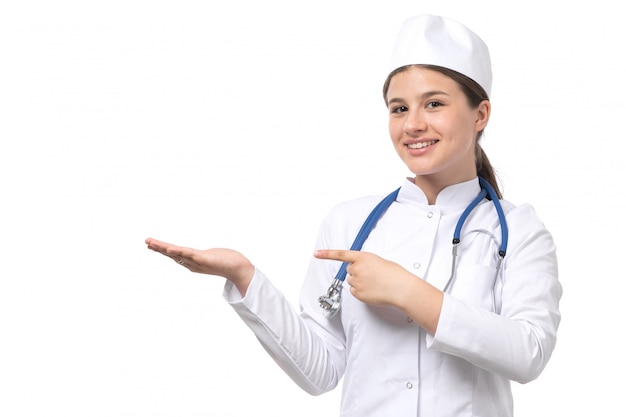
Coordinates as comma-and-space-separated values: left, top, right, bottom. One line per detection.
224, 178, 562, 417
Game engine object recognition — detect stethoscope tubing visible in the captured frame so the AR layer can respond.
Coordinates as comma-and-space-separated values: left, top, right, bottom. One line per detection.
319, 177, 509, 318
332, 188, 400, 284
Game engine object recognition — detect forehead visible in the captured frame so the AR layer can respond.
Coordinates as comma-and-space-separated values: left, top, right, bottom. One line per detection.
387, 66, 462, 97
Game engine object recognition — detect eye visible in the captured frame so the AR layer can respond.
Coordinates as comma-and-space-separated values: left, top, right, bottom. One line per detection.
426, 101, 443, 109
391, 105, 408, 114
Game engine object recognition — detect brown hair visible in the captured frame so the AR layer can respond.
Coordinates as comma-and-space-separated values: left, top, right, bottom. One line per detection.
382, 64, 502, 199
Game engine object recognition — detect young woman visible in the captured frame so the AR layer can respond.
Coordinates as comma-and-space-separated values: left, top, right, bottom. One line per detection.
146, 14, 562, 416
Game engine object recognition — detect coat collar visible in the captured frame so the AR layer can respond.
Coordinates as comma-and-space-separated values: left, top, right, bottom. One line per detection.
396, 177, 482, 213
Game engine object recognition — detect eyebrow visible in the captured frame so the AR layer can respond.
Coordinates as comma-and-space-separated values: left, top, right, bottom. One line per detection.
387, 90, 450, 106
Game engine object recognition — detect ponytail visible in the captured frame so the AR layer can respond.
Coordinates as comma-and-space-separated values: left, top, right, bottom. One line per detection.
476, 145, 502, 199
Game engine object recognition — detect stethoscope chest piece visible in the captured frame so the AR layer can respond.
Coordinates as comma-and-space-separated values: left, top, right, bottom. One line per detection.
318, 278, 343, 319
318, 177, 508, 318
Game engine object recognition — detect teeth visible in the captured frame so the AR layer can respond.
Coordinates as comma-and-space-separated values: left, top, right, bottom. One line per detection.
408, 140, 437, 149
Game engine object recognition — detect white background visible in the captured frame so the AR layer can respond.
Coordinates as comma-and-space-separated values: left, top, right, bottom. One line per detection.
1, 1, 624, 415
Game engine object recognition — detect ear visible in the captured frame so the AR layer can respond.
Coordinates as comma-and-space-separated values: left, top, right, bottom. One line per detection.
474, 100, 491, 132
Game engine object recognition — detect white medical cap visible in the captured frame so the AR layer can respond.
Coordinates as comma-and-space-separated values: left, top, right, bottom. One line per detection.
389, 14, 492, 96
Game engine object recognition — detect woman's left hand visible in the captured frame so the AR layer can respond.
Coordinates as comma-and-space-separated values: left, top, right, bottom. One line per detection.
314, 249, 416, 308
315, 249, 443, 334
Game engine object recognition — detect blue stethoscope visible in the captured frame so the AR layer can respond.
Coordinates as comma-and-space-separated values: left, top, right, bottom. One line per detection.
318, 177, 509, 319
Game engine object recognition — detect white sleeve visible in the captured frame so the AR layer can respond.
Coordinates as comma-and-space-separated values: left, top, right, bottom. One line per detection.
427, 204, 562, 383
223, 220, 348, 395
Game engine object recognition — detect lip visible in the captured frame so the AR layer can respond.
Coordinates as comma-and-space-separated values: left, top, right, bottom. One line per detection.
404, 139, 439, 155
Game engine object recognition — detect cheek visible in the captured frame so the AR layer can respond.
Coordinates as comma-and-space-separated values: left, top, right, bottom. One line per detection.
388, 118, 403, 139
443, 113, 476, 143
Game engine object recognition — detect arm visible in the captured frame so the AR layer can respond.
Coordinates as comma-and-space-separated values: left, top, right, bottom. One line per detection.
315, 205, 562, 383
144, 236, 347, 395
428, 210, 562, 383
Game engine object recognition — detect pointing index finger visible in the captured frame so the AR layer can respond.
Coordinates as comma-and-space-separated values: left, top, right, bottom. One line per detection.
314, 249, 359, 263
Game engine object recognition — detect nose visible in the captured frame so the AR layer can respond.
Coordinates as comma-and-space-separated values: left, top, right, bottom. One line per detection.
404, 109, 427, 135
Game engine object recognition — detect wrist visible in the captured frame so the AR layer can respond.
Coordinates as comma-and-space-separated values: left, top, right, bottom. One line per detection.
396, 274, 443, 335
231, 261, 255, 296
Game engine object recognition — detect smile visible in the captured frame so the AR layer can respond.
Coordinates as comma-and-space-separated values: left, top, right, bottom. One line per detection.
407, 140, 438, 149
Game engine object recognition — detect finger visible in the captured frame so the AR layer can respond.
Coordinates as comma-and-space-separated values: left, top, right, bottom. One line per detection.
145, 238, 193, 257
173, 257, 195, 269
163, 251, 200, 270
145, 237, 178, 252
146, 238, 192, 263
314, 249, 359, 263
346, 274, 354, 287
165, 245, 197, 259
160, 252, 186, 265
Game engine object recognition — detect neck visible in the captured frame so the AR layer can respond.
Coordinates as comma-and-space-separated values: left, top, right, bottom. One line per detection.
412, 179, 442, 205
412, 173, 477, 205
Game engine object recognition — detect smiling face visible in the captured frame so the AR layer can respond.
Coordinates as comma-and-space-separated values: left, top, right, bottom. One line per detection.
385, 65, 490, 194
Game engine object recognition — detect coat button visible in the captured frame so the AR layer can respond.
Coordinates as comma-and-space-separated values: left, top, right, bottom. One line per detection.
413, 262, 421, 269
427, 212, 434, 218
406, 382, 413, 389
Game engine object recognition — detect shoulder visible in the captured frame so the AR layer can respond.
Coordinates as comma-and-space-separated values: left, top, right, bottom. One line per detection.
315, 194, 388, 246
500, 200, 557, 255
472, 197, 555, 248
502, 200, 548, 230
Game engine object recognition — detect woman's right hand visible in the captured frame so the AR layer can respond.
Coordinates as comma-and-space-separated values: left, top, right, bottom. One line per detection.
145, 237, 255, 296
